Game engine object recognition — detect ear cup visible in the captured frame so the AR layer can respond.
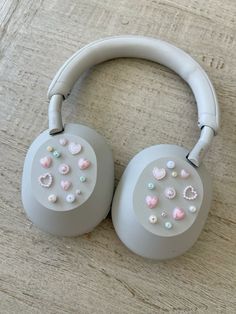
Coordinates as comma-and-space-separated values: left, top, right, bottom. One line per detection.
112, 144, 212, 259
22, 123, 114, 236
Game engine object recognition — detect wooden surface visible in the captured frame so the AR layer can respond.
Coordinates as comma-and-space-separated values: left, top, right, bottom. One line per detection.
0, 0, 236, 313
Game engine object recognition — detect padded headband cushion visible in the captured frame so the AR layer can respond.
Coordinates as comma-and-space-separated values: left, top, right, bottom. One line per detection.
48, 36, 219, 132
47, 36, 219, 166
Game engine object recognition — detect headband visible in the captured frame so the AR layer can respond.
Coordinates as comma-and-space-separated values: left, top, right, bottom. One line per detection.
47, 36, 219, 166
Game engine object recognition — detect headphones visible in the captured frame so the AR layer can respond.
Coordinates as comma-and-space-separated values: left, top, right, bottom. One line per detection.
22, 36, 219, 259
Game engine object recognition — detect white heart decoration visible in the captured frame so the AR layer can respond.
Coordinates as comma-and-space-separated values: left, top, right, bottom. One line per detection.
152, 167, 166, 180
68, 142, 82, 155
38, 173, 53, 188
183, 185, 198, 200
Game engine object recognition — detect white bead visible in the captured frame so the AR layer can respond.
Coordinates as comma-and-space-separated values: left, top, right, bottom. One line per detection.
66, 194, 75, 203
171, 171, 178, 178
189, 205, 197, 213
161, 211, 167, 218
149, 215, 157, 224
165, 221, 173, 229
167, 160, 175, 169
147, 182, 155, 190
48, 194, 57, 203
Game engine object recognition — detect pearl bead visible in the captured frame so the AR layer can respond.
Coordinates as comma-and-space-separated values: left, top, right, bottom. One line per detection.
171, 171, 178, 178
189, 205, 197, 213
167, 160, 175, 169
80, 176, 86, 182
149, 215, 157, 224
47, 146, 53, 152
66, 194, 75, 203
53, 150, 61, 158
75, 189, 81, 195
164, 221, 173, 229
48, 194, 57, 203
147, 182, 155, 190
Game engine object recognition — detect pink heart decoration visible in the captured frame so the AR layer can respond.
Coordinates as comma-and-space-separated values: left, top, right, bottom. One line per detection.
40, 156, 52, 168
172, 207, 185, 220
61, 180, 71, 191
145, 195, 159, 209
78, 158, 91, 170
68, 142, 82, 155
180, 169, 190, 179
38, 173, 53, 188
152, 167, 166, 180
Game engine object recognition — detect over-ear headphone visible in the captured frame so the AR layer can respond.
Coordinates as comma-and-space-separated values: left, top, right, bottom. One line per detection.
22, 36, 219, 259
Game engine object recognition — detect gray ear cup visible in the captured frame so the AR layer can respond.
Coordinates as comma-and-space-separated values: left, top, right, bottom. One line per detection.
112, 145, 212, 260
22, 123, 114, 236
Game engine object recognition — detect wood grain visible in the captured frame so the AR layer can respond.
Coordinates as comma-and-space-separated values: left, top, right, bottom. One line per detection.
0, 0, 236, 313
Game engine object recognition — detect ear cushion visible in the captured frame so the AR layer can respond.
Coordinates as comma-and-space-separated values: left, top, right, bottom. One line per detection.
22, 123, 114, 236
112, 144, 212, 259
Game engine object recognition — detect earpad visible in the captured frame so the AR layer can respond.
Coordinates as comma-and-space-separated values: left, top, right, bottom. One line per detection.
22, 123, 114, 236
112, 144, 212, 259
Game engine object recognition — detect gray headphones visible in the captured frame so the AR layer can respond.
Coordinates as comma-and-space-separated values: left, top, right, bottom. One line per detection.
22, 36, 219, 259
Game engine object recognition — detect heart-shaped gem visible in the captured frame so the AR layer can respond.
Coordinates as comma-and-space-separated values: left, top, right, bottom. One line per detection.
180, 169, 190, 179
61, 180, 71, 191
183, 185, 198, 200
38, 173, 53, 188
152, 167, 166, 180
145, 195, 159, 209
164, 187, 176, 199
78, 158, 91, 170
40, 156, 52, 168
173, 207, 185, 220
68, 142, 82, 155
